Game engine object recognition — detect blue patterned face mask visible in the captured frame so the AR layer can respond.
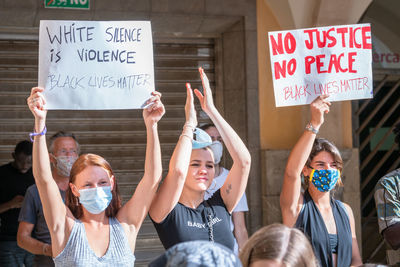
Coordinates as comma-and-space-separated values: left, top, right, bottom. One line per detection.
78, 186, 112, 214
309, 169, 340, 192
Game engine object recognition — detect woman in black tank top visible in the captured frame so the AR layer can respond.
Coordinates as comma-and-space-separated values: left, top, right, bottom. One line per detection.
149, 68, 251, 251
280, 95, 362, 267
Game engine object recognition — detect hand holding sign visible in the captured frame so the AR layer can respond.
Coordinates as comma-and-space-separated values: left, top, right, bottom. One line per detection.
142, 91, 165, 126
268, 23, 373, 107
310, 95, 331, 130
27, 87, 48, 121
39, 20, 155, 110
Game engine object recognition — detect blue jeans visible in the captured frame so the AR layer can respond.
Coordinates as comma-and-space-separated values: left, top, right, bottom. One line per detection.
0, 241, 34, 267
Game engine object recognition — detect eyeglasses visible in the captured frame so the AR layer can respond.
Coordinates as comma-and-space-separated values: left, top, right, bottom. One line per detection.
55, 149, 78, 156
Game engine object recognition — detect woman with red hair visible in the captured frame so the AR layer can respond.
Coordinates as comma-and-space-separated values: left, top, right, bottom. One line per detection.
27, 87, 164, 266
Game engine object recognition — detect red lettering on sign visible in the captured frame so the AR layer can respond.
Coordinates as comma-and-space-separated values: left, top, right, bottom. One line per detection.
316, 55, 327, 73
348, 52, 357, 73
305, 56, 315, 74
326, 28, 337, 48
274, 58, 297, 79
284, 33, 296, 54
274, 60, 286, 79
270, 33, 284, 56
304, 29, 317, 49
336, 27, 348, 48
362, 26, 372, 49
305, 52, 358, 74
270, 32, 297, 55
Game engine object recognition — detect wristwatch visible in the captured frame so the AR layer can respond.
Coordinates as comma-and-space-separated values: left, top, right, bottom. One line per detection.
305, 123, 319, 134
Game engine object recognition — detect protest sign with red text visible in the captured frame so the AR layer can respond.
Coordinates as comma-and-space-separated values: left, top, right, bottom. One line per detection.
268, 23, 373, 107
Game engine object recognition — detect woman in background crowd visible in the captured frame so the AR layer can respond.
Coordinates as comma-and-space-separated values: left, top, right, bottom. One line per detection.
280, 95, 362, 267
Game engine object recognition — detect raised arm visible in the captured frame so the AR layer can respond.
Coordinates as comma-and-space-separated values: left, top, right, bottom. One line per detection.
280, 95, 330, 226
149, 84, 197, 223
27, 87, 68, 251
194, 68, 251, 213
117, 91, 165, 229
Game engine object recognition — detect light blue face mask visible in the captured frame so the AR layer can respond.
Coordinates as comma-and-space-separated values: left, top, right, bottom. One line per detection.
78, 186, 112, 214
192, 128, 212, 149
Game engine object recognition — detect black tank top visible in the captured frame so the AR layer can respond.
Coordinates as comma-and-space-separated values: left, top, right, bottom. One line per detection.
151, 189, 234, 250
295, 190, 352, 267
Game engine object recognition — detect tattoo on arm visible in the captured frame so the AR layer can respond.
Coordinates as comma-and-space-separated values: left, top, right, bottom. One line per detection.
225, 184, 232, 194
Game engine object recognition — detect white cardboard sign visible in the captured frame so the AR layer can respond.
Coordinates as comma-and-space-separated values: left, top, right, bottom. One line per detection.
268, 23, 373, 107
39, 20, 155, 110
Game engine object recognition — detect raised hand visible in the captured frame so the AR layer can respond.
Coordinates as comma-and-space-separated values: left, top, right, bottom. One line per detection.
310, 95, 331, 129
184, 83, 197, 128
194, 67, 216, 114
27, 87, 47, 121
143, 91, 165, 126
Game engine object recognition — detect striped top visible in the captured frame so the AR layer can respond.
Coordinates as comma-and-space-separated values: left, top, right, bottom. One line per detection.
53, 217, 135, 267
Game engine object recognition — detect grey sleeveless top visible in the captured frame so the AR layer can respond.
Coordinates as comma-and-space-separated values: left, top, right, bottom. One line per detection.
53, 217, 135, 267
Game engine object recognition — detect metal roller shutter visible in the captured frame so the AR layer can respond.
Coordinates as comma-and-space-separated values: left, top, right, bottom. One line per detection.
0, 37, 216, 266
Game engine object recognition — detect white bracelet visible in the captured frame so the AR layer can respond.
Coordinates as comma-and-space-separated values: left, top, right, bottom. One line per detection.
183, 122, 196, 131
180, 133, 193, 140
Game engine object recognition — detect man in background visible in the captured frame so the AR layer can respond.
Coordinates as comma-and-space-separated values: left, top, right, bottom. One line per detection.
18, 132, 79, 266
0, 140, 35, 267
374, 122, 400, 266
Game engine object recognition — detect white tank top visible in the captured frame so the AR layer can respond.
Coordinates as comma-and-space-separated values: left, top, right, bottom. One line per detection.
53, 217, 135, 267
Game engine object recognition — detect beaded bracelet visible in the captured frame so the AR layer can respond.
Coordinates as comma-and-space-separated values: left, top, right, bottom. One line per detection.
29, 126, 47, 142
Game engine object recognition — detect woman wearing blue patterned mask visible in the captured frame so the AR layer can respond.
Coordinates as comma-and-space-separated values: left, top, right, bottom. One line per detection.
280, 95, 362, 267
149, 68, 251, 251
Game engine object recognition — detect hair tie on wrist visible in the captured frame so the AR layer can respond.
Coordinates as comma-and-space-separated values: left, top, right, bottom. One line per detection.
30, 126, 47, 142
180, 133, 193, 140
183, 122, 196, 131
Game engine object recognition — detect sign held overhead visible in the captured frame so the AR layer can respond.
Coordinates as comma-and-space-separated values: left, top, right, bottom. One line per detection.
268, 23, 373, 107
39, 20, 155, 110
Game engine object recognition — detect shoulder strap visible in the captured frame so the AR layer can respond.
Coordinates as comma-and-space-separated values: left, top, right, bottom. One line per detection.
331, 198, 352, 267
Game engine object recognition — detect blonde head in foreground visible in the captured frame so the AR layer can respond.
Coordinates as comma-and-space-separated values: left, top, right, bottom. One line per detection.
240, 224, 318, 267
